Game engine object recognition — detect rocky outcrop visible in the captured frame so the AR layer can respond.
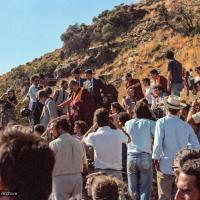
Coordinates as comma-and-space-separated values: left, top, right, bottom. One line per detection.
54, 46, 117, 78
54, 62, 77, 78
80, 46, 116, 70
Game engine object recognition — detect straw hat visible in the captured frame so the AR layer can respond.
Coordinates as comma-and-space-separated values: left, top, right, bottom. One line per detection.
163, 95, 187, 110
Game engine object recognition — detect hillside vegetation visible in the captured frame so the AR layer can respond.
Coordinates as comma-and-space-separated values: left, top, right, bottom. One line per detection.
0, 0, 200, 100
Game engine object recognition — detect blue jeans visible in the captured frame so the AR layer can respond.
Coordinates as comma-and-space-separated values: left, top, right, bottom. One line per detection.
171, 83, 183, 97
127, 152, 153, 200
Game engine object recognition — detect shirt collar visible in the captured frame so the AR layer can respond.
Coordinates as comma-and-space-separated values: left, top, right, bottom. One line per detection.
58, 132, 71, 139
97, 126, 111, 132
44, 98, 51, 105
167, 113, 180, 118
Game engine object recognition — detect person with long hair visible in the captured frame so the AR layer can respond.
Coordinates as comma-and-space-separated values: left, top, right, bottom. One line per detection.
0, 88, 17, 127
110, 102, 125, 123
125, 101, 155, 200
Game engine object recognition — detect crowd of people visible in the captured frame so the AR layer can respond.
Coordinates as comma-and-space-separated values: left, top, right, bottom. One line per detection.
0, 50, 200, 200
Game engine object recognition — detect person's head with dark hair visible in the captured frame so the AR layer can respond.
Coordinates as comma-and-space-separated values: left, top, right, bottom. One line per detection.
91, 175, 119, 200
166, 50, 174, 60
0, 128, 55, 200
71, 68, 81, 80
31, 75, 40, 85
111, 102, 125, 114
38, 73, 46, 88
150, 69, 160, 81
74, 121, 88, 136
68, 80, 80, 92
37, 89, 48, 104
152, 84, 164, 97
61, 80, 68, 90
175, 149, 200, 200
134, 101, 152, 119
94, 108, 110, 127
125, 73, 132, 82
50, 116, 71, 139
33, 124, 45, 136
118, 112, 131, 127
86, 172, 107, 198
6, 88, 16, 100
85, 69, 93, 80
167, 108, 180, 115
142, 78, 151, 87
186, 71, 190, 77
39, 73, 45, 80
150, 69, 159, 76
45, 87, 53, 97
173, 148, 199, 178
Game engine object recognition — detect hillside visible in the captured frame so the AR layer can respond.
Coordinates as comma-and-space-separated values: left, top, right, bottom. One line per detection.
0, 0, 200, 101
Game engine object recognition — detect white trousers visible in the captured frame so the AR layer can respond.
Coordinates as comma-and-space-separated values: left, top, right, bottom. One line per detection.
52, 173, 82, 200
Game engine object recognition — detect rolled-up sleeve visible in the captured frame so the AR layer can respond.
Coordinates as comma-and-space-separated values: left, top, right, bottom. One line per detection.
83, 133, 95, 147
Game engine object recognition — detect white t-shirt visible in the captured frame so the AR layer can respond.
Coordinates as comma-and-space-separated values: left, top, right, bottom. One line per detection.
145, 86, 153, 104
84, 126, 128, 170
28, 84, 38, 110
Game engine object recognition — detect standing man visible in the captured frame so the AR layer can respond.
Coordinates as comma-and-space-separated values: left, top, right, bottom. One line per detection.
166, 50, 183, 96
83, 108, 131, 180
71, 68, 86, 87
28, 74, 40, 127
84, 69, 105, 109
124, 73, 144, 101
49, 117, 87, 200
152, 95, 200, 200
38, 90, 58, 129
53, 80, 69, 116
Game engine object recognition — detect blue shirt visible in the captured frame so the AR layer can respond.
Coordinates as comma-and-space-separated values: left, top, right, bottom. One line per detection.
152, 114, 200, 175
168, 59, 183, 83
125, 118, 155, 154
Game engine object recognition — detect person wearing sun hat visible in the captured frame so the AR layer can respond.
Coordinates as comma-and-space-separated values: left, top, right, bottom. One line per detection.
152, 95, 200, 200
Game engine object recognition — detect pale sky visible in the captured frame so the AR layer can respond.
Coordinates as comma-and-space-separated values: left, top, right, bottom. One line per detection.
0, 0, 136, 75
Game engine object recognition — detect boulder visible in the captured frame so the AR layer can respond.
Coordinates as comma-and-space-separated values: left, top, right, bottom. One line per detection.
79, 46, 116, 70
54, 62, 77, 78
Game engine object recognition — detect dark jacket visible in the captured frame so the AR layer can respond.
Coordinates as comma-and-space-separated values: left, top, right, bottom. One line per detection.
84, 78, 105, 108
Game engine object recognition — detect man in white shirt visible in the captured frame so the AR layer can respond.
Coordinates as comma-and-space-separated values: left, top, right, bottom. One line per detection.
83, 108, 131, 180
37, 90, 58, 129
28, 75, 39, 126
49, 117, 87, 200
142, 78, 153, 105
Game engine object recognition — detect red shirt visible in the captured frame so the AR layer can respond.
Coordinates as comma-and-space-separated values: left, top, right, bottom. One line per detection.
125, 79, 144, 101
